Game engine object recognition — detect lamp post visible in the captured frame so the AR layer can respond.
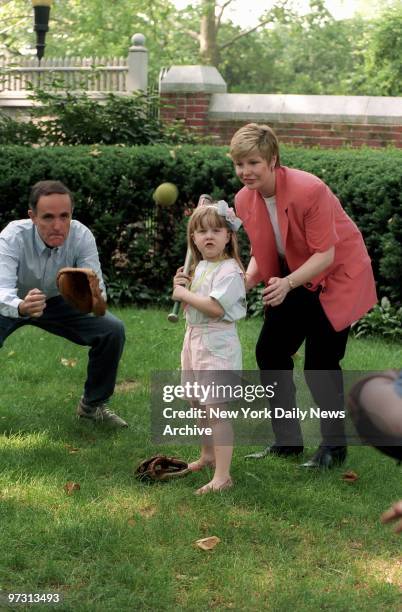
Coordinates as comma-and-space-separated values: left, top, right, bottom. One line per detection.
32, 0, 53, 61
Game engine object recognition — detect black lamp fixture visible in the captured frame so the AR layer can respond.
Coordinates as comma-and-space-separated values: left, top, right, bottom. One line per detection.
32, 0, 53, 61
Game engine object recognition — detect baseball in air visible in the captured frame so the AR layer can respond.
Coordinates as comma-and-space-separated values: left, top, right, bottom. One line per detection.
153, 182, 179, 207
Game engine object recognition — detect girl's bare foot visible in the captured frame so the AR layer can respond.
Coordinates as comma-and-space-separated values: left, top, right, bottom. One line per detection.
195, 477, 233, 495
188, 458, 215, 472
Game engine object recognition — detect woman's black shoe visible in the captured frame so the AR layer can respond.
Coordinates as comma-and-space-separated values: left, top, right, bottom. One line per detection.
300, 445, 347, 469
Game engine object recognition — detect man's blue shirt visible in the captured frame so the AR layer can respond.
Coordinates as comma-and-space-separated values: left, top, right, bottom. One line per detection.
0, 219, 106, 318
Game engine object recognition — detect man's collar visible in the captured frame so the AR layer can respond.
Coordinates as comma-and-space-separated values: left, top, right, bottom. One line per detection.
33, 225, 49, 253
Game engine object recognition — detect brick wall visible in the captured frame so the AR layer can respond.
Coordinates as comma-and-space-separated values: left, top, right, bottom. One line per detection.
207, 119, 402, 148
161, 92, 211, 133
160, 91, 402, 149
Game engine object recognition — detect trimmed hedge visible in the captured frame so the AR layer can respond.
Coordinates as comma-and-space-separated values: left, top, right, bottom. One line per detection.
0, 144, 401, 307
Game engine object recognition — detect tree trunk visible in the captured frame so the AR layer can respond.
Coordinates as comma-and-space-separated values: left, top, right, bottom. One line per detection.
199, 0, 219, 65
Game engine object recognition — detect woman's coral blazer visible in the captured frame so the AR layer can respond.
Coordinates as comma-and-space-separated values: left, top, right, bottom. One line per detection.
234, 166, 377, 331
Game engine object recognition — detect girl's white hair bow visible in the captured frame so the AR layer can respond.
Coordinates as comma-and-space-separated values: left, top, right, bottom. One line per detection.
215, 200, 242, 232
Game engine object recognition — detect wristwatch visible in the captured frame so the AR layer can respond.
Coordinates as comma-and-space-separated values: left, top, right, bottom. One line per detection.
286, 276, 296, 290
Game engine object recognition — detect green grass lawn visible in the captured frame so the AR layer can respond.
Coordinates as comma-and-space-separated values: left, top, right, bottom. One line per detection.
0, 309, 401, 611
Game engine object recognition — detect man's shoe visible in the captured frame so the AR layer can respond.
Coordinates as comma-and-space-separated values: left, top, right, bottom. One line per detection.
300, 445, 346, 469
245, 445, 304, 459
77, 397, 128, 428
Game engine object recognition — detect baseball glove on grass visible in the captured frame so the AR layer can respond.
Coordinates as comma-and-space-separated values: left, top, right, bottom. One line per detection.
135, 455, 190, 482
56, 267, 107, 316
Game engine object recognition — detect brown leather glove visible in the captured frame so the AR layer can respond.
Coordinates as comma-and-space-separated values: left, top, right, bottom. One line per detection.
135, 455, 190, 482
56, 267, 107, 316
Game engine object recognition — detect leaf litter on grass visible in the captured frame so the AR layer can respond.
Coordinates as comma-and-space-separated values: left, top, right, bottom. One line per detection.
195, 536, 221, 551
64, 481, 80, 495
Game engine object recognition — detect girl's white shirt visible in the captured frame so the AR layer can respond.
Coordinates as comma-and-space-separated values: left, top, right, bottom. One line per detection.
185, 258, 246, 326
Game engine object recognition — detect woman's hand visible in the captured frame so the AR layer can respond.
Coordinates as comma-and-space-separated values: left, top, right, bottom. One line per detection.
262, 277, 290, 307
244, 256, 261, 292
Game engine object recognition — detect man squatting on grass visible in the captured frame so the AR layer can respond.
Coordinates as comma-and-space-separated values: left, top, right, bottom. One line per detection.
0, 180, 127, 427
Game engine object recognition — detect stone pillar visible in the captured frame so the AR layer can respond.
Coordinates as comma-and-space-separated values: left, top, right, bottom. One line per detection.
159, 65, 227, 135
127, 33, 148, 92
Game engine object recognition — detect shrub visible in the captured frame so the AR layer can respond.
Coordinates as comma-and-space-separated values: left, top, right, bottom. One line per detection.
0, 145, 400, 312
0, 112, 41, 145
31, 89, 166, 146
379, 213, 402, 304
0, 88, 204, 147
352, 297, 402, 340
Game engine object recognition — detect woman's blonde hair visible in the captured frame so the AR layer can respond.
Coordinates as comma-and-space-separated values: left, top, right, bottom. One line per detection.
187, 205, 245, 272
230, 123, 280, 166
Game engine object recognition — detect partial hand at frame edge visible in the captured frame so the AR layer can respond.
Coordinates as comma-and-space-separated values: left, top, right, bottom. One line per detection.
381, 500, 402, 534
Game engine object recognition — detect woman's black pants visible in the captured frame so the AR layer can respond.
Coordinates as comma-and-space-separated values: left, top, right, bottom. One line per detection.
256, 285, 350, 447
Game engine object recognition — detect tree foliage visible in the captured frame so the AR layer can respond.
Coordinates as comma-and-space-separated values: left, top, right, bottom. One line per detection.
0, 0, 401, 96
361, 3, 402, 95
0, 0, 197, 78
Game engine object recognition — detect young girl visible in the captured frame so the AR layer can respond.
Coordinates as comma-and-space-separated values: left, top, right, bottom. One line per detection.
172, 201, 246, 494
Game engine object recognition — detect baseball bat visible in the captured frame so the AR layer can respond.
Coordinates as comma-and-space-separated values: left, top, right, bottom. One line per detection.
168, 193, 213, 323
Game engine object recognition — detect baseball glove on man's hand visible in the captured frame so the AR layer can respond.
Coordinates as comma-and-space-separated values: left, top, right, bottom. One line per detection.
135, 455, 190, 482
56, 268, 107, 316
